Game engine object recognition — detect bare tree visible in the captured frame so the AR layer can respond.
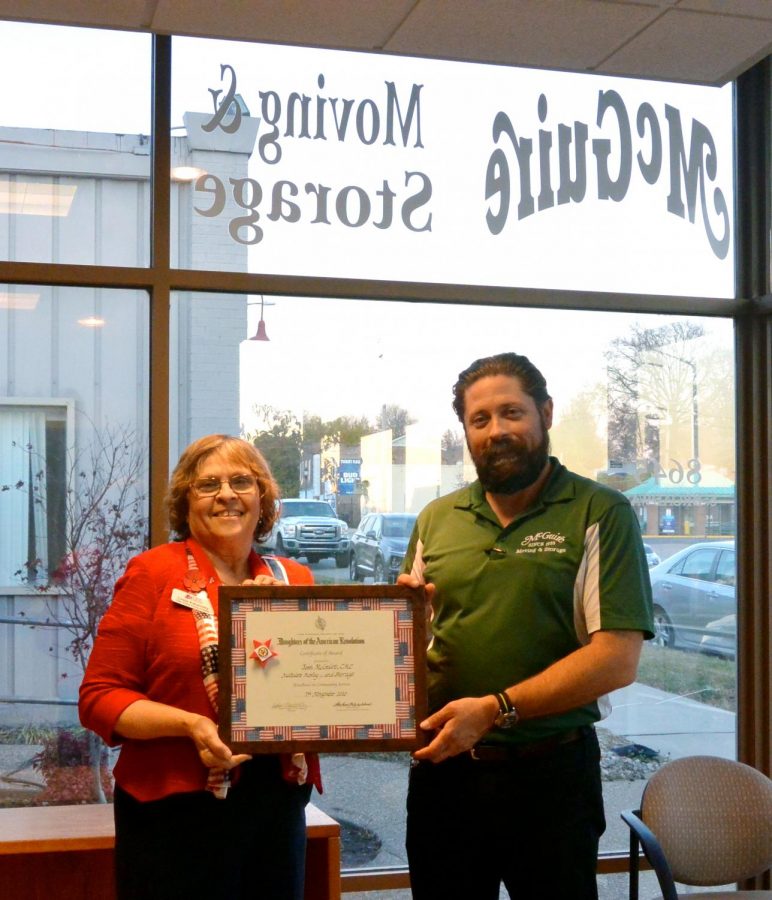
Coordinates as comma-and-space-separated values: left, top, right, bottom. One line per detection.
441, 429, 464, 465
605, 322, 706, 471
47, 426, 148, 675
375, 403, 415, 438
7, 424, 148, 802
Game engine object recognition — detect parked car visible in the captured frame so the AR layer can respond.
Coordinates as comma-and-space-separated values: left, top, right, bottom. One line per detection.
699, 613, 736, 660
259, 499, 350, 566
643, 543, 661, 568
649, 540, 735, 652
349, 512, 417, 583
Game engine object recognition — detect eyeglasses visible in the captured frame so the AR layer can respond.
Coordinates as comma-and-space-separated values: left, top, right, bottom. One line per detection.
190, 474, 258, 497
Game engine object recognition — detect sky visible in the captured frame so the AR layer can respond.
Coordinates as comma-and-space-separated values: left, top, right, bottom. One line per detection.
240, 295, 733, 437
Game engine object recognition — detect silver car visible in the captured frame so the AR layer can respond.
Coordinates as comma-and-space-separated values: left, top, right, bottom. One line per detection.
643, 543, 661, 568
649, 540, 735, 652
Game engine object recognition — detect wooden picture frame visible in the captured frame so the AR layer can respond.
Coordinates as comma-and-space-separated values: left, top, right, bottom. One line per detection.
218, 583, 428, 754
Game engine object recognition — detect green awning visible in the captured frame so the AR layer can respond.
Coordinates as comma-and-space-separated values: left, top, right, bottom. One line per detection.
624, 477, 735, 505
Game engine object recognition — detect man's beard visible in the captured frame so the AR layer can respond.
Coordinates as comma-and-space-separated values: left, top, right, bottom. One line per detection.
471, 427, 550, 495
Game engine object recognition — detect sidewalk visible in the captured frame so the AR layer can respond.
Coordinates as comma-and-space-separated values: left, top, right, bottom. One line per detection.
603, 681, 736, 761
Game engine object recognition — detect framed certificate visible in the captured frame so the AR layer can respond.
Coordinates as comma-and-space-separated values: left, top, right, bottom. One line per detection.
218, 584, 429, 753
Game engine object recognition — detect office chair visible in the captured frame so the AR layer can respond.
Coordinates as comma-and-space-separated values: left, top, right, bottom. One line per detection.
621, 755, 772, 899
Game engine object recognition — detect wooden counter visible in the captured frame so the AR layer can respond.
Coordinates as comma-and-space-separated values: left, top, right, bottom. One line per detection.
0, 801, 341, 900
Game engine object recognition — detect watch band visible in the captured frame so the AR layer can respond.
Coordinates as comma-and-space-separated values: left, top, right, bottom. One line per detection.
493, 690, 519, 729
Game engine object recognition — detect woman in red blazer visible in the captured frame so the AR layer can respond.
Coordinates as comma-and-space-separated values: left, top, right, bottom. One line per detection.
80, 434, 320, 900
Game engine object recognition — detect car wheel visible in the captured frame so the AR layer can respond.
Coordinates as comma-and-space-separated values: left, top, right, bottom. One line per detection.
275, 535, 285, 555
373, 557, 386, 583
652, 605, 675, 649
349, 553, 359, 581
335, 552, 349, 568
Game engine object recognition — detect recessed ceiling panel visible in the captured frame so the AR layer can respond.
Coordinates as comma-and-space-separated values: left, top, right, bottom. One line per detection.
604, 7, 772, 83
386, 0, 659, 71
151, 0, 415, 48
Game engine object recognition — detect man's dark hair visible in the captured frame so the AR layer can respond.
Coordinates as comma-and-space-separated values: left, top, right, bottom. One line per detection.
452, 352, 552, 422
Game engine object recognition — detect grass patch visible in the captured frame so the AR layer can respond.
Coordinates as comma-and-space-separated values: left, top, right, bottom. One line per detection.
310, 572, 340, 585
636, 643, 736, 712
0, 724, 56, 745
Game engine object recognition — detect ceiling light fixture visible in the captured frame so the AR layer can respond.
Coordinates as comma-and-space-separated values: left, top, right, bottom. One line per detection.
0, 292, 40, 310
171, 165, 207, 182
0, 181, 77, 216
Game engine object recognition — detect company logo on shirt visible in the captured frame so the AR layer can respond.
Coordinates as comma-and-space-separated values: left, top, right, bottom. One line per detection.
516, 531, 567, 555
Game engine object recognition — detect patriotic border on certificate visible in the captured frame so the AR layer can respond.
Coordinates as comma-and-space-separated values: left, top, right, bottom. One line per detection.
218, 584, 429, 754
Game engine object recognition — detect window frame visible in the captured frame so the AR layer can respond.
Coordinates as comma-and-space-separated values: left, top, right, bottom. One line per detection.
0, 29, 769, 891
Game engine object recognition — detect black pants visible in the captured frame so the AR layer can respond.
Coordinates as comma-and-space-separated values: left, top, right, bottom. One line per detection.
406, 727, 605, 900
114, 756, 312, 900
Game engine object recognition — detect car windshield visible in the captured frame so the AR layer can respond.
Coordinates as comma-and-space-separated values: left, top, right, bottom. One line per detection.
280, 501, 336, 518
382, 516, 417, 538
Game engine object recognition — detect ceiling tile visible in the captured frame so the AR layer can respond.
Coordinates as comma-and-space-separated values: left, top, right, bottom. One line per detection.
677, 0, 772, 19
0, 0, 769, 85
0, 0, 152, 30
603, 7, 772, 83
151, 0, 415, 49
385, 0, 661, 71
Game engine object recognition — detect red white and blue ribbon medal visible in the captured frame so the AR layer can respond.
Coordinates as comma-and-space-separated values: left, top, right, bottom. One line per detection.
250, 638, 278, 668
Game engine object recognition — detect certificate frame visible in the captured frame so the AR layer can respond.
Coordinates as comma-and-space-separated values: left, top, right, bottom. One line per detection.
218, 584, 428, 754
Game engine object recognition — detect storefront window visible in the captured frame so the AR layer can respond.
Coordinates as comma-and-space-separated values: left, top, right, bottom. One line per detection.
171, 36, 734, 298
0, 21, 747, 896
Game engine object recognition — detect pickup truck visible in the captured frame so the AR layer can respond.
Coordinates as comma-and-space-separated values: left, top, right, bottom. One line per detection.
260, 498, 350, 566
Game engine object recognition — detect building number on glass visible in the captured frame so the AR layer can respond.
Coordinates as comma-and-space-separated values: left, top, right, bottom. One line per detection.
647, 458, 701, 485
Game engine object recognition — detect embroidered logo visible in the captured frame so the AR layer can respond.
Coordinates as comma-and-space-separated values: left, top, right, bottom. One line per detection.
516, 531, 568, 555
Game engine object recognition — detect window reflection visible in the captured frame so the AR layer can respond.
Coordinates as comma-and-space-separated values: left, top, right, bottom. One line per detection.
0, 22, 151, 268
0, 286, 148, 805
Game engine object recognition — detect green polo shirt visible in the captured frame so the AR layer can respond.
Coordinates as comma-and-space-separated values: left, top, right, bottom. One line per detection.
402, 458, 654, 744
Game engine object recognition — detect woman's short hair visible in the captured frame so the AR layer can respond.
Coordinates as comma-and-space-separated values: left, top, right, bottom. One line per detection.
452, 352, 552, 422
166, 434, 280, 541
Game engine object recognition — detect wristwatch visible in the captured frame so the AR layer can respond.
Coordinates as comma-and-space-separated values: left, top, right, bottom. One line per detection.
493, 690, 519, 730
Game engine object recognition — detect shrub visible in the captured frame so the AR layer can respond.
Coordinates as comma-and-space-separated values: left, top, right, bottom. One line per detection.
32, 727, 113, 804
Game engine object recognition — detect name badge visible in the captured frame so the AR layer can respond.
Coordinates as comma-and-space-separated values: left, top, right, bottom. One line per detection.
171, 588, 212, 614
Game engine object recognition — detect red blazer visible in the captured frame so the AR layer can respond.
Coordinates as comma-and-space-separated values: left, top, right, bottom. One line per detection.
79, 539, 316, 802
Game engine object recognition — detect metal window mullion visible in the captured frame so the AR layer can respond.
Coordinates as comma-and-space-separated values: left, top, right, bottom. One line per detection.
149, 34, 172, 547
734, 55, 772, 893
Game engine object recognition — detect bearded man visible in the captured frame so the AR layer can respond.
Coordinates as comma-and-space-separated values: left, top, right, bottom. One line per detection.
399, 352, 654, 900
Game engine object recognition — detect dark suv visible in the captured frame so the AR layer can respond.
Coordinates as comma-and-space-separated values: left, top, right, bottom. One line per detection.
349, 512, 417, 583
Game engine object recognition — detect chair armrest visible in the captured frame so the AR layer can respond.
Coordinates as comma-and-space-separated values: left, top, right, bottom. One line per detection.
621, 809, 679, 900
